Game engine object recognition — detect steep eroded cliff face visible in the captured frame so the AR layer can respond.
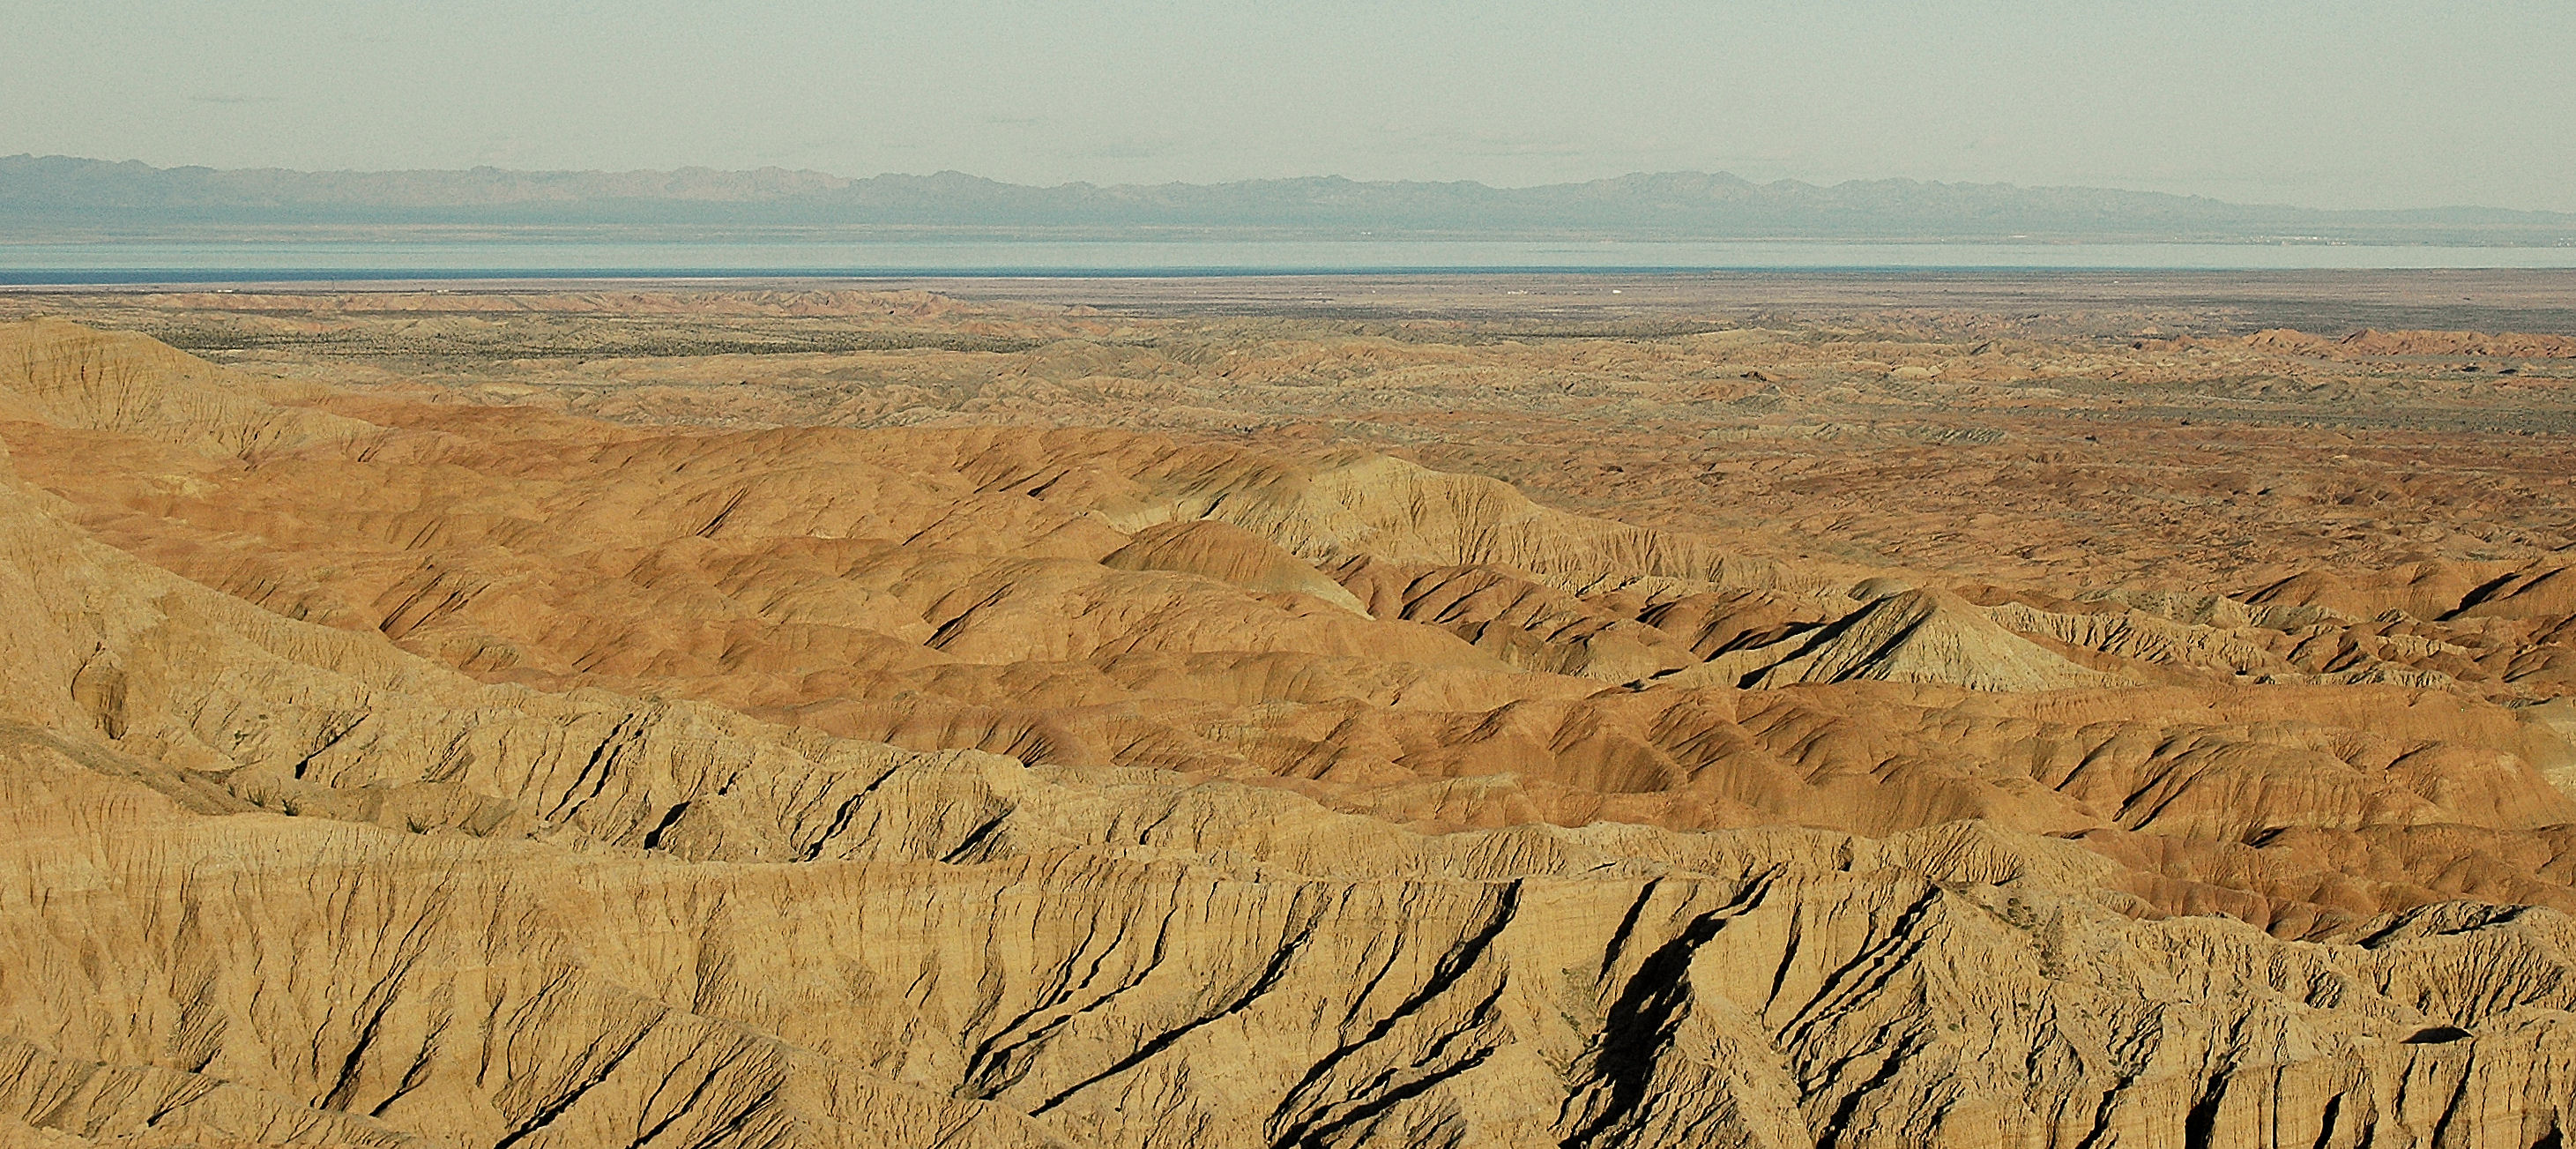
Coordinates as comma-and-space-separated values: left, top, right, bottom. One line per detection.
4, 316, 2576, 1146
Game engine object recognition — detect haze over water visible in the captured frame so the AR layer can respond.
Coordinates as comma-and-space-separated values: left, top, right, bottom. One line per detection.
7, 238, 2576, 283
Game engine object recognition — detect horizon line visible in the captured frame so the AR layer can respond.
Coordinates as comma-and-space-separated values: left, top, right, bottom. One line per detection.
14, 153, 2572, 220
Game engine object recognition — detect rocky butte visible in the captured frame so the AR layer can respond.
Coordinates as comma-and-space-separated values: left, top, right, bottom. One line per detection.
1, 276, 2575, 1146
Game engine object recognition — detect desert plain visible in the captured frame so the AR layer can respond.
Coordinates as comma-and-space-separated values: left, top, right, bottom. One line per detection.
2, 270, 2575, 1146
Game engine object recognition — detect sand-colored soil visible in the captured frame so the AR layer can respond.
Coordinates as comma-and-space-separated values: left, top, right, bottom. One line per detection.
2, 277, 2575, 1145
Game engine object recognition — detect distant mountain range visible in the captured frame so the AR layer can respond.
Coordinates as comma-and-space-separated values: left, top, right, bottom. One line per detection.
7, 155, 2573, 244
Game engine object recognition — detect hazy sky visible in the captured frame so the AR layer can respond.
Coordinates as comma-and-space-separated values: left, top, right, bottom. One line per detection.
7, 1, 2572, 211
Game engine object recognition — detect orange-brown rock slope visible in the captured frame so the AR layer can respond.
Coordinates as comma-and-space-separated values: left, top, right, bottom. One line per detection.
4, 310, 2576, 1146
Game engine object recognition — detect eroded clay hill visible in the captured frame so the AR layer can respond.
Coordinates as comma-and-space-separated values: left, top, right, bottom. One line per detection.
4, 312, 2576, 1146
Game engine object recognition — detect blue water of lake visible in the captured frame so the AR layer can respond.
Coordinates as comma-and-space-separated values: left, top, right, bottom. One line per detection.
5, 238, 2576, 282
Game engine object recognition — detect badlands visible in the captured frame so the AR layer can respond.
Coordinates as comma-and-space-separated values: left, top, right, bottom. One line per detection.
0, 272, 2574, 1146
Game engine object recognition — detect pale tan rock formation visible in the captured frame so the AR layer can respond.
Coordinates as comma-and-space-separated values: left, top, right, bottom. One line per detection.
4, 310, 2576, 1146
1733, 586, 2129, 692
